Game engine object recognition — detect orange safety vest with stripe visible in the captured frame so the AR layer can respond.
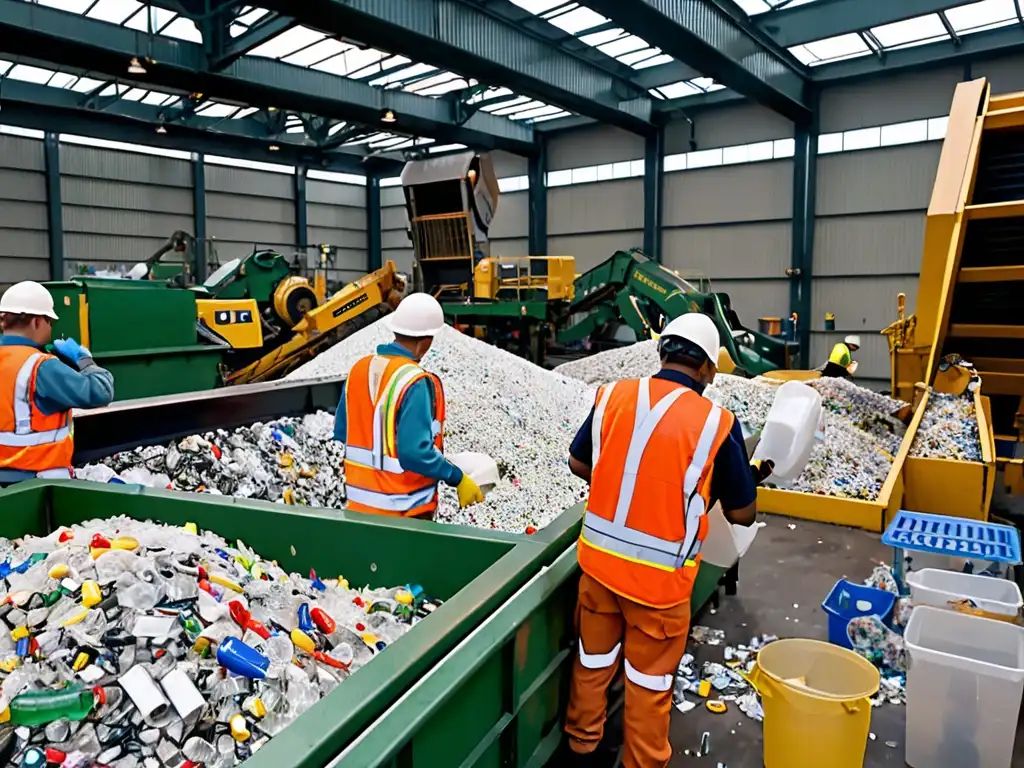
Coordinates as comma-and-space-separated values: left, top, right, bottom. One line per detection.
578, 377, 734, 609
0, 346, 74, 479
343, 354, 446, 518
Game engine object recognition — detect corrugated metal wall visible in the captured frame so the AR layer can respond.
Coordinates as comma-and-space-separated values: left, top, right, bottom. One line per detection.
548, 180, 644, 271
206, 166, 295, 264
0, 134, 48, 289
307, 179, 367, 284
61, 145, 194, 275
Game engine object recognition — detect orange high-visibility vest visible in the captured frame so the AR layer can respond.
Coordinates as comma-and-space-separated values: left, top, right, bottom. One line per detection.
343, 354, 446, 518
578, 377, 734, 609
0, 346, 74, 479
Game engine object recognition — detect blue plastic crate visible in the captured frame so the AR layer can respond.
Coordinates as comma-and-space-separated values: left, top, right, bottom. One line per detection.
882, 510, 1022, 564
821, 578, 896, 650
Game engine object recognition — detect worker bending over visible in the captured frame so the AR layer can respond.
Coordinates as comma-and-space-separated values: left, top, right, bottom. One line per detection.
0, 281, 114, 487
564, 313, 760, 768
335, 293, 483, 518
822, 335, 860, 378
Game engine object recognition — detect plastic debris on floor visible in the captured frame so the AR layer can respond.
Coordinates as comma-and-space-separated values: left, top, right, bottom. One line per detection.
674, 632, 777, 724
0, 517, 440, 767
285, 320, 593, 532
555, 343, 909, 501
77, 414, 345, 509
909, 389, 982, 461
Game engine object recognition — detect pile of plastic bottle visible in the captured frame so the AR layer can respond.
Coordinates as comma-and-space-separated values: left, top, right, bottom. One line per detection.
0, 517, 440, 767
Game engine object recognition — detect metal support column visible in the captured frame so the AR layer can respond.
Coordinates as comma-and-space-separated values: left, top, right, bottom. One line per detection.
294, 166, 308, 250
43, 132, 63, 281
643, 123, 665, 262
366, 173, 382, 271
192, 153, 207, 281
790, 89, 819, 368
528, 140, 547, 256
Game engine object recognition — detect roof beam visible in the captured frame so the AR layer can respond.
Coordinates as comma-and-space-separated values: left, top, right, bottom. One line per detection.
0, 0, 534, 153
0, 79, 403, 174
759, 0, 968, 49
208, 13, 297, 70
583, 0, 810, 121
252, 0, 656, 134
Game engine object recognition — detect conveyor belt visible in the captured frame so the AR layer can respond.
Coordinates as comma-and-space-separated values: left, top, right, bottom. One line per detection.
72, 377, 343, 465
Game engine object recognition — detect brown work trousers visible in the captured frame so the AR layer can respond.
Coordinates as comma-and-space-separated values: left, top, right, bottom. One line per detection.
565, 573, 691, 768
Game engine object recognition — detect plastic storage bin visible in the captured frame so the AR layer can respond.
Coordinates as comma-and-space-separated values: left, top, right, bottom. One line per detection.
904, 606, 1024, 768
752, 380, 822, 485
906, 568, 1023, 618
822, 579, 896, 649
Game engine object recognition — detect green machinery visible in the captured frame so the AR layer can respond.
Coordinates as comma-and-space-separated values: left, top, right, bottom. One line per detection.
401, 153, 797, 376
44, 246, 403, 401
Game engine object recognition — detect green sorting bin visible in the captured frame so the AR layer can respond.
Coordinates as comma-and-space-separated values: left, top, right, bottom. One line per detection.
0, 480, 577, 768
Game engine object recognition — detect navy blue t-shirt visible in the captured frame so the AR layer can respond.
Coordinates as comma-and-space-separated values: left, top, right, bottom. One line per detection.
569, 369, 757, 512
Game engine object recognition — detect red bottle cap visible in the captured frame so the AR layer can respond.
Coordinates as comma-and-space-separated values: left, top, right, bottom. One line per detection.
355, 622, 365, 632
90, 534, 110, 549
45, 748, 67, 763
211, 444, 222, 459
311, 607, 336, 634
57, 530, 74, 543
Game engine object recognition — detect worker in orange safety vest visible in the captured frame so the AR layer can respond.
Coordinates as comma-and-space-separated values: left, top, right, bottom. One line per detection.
562, 313, 766, 768
335, 292, 484, 518
0, 281, 114, 486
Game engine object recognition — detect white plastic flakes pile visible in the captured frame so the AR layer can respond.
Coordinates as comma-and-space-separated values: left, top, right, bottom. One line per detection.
910, 390, 982, 462
287, 320, 593, 531
76, 414, 344, 508
556, 344, 909, 501
0, 517, 440, 767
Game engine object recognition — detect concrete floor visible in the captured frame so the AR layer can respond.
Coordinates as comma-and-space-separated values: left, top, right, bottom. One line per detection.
661, 515, 1024, 767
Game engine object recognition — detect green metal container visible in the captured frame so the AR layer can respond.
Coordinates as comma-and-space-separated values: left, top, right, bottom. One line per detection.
0, 480, 573, 768
92, 345, 225, 401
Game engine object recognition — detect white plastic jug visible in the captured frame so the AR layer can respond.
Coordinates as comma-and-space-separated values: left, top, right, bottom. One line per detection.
752, 381, 823, 485
447, 452, 500, 496
701, 502, 766, 568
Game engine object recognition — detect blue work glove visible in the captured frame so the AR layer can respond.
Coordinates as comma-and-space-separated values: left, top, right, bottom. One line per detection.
53, 338, 91, 365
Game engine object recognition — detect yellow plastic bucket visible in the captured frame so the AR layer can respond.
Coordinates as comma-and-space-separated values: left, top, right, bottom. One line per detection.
748, 638, 880, 768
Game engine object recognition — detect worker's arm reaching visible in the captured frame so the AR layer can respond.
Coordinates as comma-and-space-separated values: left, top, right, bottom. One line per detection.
34, 338, 115, 413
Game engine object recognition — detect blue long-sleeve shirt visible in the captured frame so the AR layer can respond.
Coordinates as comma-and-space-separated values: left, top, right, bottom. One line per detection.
0, 334, 115, 482
569, 369, 756, 513
334, 342, 463, 486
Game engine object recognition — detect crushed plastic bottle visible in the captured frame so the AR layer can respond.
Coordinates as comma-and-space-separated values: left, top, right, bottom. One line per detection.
0, 517, 443, 766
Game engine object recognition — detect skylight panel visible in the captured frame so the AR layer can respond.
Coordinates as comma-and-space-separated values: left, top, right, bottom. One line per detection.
633, 53, 675, 69
7, 65, 57, 85
511, 104, 565, 121
468, 87, 514, 104
548, 7, 607, 34
282, 38, 350, 67
142, 91, 172, 105
36, 0, 94, 13
579, 28, 625, 46
509, 0, 565, 14
412, 78, 472, 97
945, 0, 1018, 34
123, 6, 176, 32
529, 110, 572, 123
321, 48, 390, 77
481, 95, 532, 113
233, 107, 260, 119
47, 72, 78, 89
870, 14, 949, 47
69, 77, 106, 93
617, 48, 662, 67
492, 99, 545, 116
655, 81, 702, 99
248, 26, 326, 59
120, 88, 147, 101
86, 0, 142, 25
234, 8, 271, 27
598, 34, 650, 58
731, 0, 771, 13
161, 17, 202, 42
791, 33, 871, 65
197, 102, 240, 117
428, 144, 468, 154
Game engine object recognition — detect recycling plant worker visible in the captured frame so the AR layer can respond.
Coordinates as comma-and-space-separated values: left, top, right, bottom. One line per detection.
334, 292, 484, 518
0, 281, 115, 487
563, 313, 760, 768
822, 334, 861, 378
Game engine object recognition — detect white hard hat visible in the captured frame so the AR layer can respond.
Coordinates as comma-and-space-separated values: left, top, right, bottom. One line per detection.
0, 281, 58, 320
387, 292, 445, 337
844, 335, 861, 349
660, 313, 720, 364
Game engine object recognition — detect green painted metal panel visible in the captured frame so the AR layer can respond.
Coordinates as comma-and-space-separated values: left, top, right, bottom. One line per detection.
44, 282, 83, 343
0, 481, 566, 768
82, 281, 197, 353
93, 346, 226, 401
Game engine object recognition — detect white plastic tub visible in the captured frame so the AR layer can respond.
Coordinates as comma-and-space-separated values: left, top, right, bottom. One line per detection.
906, 568, 1023, 617
904, 606, 1024, 768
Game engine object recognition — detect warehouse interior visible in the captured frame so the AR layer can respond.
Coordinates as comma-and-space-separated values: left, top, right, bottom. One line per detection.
2, 0, 1024, 767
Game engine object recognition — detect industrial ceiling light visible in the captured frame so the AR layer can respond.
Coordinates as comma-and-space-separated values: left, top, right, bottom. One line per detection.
128, 57, 146, 75
380, 108, 396, 124
268, 144, 280, 151
155, 124, 167, 134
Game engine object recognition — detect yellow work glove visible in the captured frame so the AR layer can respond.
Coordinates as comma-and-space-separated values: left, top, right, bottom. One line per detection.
457, 474, 484, 508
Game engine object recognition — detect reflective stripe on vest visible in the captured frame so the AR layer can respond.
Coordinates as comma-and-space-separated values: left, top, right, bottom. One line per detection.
371, 363, 428, 472
0, 354, 71, 448
345, 483, 437, 513
582, 378, 723, 570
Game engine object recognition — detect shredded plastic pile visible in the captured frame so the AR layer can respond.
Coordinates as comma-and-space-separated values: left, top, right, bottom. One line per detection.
285, 320, 593, 531
909, 390, 982, 461
0, 517, 439, 767
77, 414, 344, 509
556, 345, 909, 501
